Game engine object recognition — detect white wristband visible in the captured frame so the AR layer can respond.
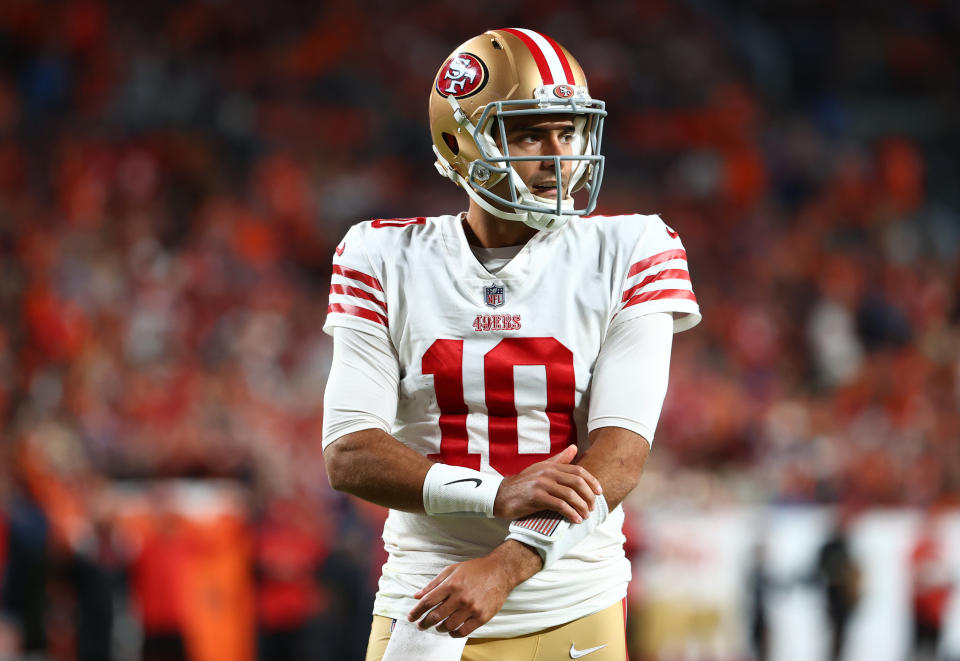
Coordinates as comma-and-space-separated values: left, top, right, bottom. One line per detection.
506, 494, 610, 569
422, 463, 503, 518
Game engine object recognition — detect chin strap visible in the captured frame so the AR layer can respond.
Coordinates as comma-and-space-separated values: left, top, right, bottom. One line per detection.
508, 169, 574, 231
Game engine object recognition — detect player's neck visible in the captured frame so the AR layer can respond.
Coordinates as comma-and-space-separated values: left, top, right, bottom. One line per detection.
463, 202, 538, 249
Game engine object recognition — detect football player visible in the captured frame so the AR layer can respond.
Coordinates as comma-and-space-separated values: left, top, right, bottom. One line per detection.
322, 28, 700, 661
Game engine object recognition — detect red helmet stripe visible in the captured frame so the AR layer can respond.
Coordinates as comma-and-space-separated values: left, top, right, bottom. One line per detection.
500, 28, 554, 84
541, 33, 575, 84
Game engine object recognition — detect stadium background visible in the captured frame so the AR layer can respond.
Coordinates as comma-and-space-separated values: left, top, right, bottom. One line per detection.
0, 0, 958, 660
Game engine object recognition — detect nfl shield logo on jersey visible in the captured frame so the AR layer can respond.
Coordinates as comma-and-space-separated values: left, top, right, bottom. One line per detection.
483, 284, 505, 308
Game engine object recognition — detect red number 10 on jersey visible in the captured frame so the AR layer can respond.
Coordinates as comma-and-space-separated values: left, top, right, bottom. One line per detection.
422, 337, 577, 476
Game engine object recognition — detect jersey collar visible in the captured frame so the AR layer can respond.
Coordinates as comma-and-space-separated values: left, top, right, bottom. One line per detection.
441, 212, 556, 281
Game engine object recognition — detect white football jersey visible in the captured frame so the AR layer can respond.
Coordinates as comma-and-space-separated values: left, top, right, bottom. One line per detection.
322, 212, 699, 637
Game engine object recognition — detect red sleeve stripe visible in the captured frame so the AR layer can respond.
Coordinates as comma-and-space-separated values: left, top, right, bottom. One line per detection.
621, 269, 690, 303
332, 265, 383, 292
327, 303, 388, 327
514, 510, 564, 536
622, 289, 697, 309
330, 284, 387, 310
626, 249, 687, 278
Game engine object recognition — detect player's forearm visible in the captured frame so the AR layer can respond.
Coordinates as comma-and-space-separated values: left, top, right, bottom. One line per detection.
492, 539, 544, 582
578, 426, 651, 510
323, 428, 432, 512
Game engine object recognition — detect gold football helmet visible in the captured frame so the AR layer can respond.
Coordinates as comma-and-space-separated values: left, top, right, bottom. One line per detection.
429, 28, 606, 231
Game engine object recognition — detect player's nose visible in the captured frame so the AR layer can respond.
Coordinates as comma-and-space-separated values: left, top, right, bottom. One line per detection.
542, 131, 566, 155
538, 130, 572, 170
537, 137, 560, 171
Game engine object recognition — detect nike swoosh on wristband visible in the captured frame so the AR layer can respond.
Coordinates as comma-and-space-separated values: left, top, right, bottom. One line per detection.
570, 643, 607, 658
443, 478, 482, 487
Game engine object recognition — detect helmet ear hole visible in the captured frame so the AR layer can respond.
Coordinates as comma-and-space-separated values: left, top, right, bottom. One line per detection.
442, 132, 460, 154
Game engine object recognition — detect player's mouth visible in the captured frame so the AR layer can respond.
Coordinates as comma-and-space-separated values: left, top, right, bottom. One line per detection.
532, 182, 559, 197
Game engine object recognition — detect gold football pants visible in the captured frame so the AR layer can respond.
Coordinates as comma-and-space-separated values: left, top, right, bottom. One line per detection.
365, 599, 627, 661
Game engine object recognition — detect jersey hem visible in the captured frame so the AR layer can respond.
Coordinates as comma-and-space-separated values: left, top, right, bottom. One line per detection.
372, 591, 629, 639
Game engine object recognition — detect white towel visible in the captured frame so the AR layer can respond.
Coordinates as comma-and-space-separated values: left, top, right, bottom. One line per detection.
382, 618, 468, 661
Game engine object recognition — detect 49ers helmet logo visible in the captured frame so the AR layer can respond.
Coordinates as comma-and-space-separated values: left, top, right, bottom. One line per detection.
553, 84, 574, 98
436, 52, 488, 99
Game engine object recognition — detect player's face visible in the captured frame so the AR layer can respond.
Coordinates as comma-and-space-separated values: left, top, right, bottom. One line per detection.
497, 114, 577, 199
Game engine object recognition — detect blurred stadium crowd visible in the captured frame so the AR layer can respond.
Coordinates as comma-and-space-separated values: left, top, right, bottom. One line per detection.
0, 0, 957, 659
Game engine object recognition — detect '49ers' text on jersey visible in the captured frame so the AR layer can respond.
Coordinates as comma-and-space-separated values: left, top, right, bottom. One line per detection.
322, 212, 699, 637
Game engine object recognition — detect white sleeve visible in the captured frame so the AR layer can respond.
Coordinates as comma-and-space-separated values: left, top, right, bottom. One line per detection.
611, 215, 700, 332
587, 312, 673, 444
323, 224, 392, 341
322, 326, 399, 449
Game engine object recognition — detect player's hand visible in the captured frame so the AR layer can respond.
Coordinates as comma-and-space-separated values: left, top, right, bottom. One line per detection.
408, 540, 541, 637
493, 445, 602, 523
